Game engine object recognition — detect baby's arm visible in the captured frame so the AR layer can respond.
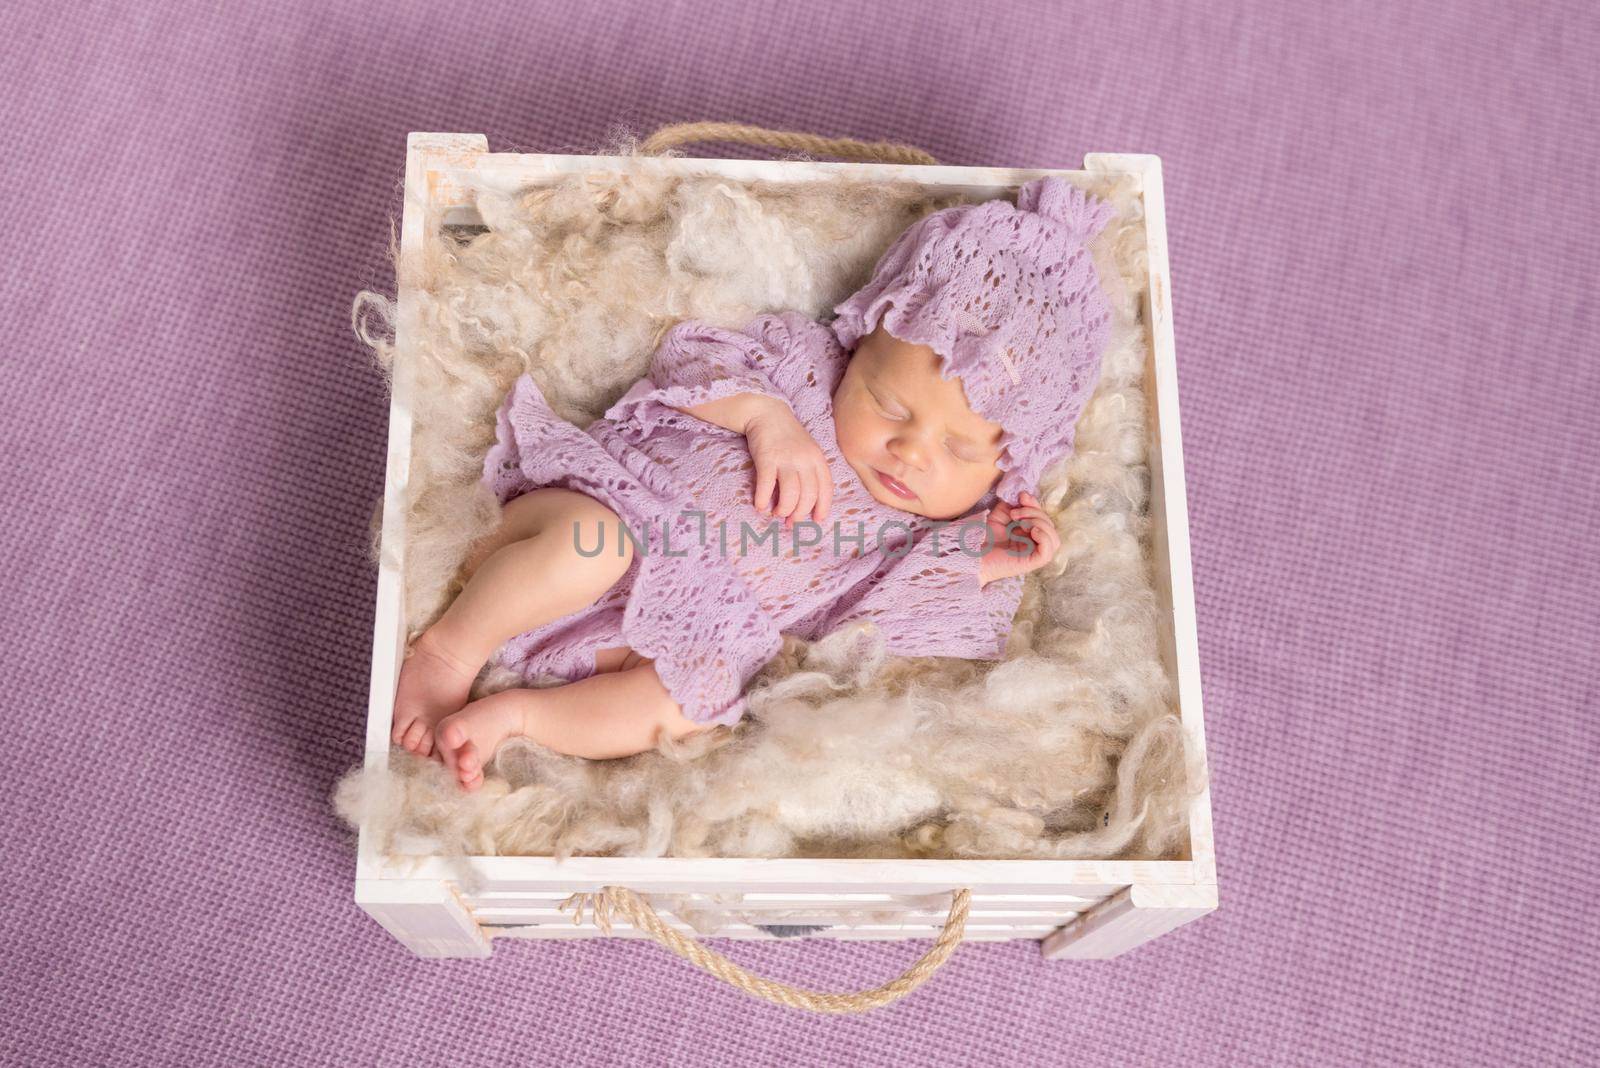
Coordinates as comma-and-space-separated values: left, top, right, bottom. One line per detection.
675, 390, 786, 434
817, 501, 1044, 661
608, 316, 788, 434
607, 316, 833, 524
675, 392, 833, 523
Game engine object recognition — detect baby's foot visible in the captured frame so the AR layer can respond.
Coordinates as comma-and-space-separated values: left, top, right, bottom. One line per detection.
391, 629, 480, 758
434, 690, 531, 792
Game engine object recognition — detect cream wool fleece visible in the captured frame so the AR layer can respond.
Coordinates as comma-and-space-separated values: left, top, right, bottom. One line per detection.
337, 154, 1204, 872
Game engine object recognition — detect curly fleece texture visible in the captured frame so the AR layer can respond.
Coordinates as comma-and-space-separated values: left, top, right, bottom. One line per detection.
334, 156, 1206, 880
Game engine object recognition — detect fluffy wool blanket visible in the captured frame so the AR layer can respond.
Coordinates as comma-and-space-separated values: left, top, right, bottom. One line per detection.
335, 146, 1205, 867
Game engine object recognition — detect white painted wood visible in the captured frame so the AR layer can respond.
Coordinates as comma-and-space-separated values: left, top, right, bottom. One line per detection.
1086, 153, 1216, 884
486, 918, 1053, 934
421, 154, 1145, 232
470, 890, 1104, 906
467, 894, 1099, 914
356, 878, 492, 958
1039, 882, 1218, 960
364, 854, 1192, 893
727, 890, 1103, 905
356, 136, 1218, 962
473, 907, 1088, 925
492, 926, 1031, 943
439, 150, 1142, 201
356, 133, 487, 886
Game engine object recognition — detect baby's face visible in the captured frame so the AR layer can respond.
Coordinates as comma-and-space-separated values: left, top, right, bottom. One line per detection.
832, 320, 1005, 520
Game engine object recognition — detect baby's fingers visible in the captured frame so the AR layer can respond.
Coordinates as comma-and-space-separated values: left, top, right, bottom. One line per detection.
774, 465, 801, 520
1031, 512, 1061, 545
792, 467, 818, 527
1002, 522, 1039, 556
1021, 516, 1059, 562
753, 460, 776, 515
813, 458, 833, 523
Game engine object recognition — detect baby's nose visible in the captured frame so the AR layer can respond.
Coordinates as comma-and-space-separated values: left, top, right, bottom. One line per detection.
888, 434, 930, 471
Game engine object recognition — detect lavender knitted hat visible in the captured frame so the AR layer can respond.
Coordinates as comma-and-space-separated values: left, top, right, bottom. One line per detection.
829, 176, 1116, 504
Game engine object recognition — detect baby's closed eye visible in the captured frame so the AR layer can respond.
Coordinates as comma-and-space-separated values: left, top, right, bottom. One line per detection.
868, 389, 908, 420
869, 389, 989, 461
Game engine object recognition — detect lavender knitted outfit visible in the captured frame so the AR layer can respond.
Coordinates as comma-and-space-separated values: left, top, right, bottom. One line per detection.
481, 177, 1115, 727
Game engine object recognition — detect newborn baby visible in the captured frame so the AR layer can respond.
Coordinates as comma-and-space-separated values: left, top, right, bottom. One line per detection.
391, 176, 1117, 790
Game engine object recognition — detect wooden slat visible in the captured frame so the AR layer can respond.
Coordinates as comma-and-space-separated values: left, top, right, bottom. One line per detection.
487, 921, 1059, 939
365, 854, 1186, 893
1085, 152, 1215, 883
491, 926, 1039, 943
440, 154, 1144, 210
465, 890, 1102, 910
356, 132, 486, 884
471, 908, 1087, 925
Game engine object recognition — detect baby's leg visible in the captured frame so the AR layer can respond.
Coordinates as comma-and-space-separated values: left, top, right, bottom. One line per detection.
435, 658, 707, 789
391, 487, 635, 756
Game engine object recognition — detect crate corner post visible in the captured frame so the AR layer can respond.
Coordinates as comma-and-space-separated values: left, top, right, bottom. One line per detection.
405, 131, 490, 165
1038, 881, 1217, 961
357, 878, 494, 959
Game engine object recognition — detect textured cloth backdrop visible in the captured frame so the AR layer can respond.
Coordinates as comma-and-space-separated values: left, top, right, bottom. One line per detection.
1, 0, 1596, 1064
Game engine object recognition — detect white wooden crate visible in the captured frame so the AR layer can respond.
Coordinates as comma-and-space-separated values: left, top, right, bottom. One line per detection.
355, 132, 1216, 962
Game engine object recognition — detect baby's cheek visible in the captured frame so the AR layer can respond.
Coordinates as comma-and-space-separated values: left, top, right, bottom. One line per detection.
832, 412, 866, 464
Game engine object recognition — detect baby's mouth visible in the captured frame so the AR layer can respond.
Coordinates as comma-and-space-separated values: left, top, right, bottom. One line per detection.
872, 468, 918, 501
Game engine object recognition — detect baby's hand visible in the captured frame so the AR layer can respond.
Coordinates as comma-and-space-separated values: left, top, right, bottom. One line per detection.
744, 406, 832, 524
977, 492, 1060, 585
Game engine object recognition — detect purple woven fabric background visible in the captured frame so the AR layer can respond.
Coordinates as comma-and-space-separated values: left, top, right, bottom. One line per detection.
3, 0, 1596, 1063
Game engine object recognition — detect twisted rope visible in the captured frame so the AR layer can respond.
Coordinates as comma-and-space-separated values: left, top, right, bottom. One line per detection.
639, 121, 938, 166
558, 886, 971, 1014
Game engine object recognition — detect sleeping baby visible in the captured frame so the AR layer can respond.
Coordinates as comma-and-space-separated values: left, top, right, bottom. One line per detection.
390, 175, 1117, 790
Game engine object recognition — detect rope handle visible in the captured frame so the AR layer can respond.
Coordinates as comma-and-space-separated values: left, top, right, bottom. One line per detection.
639, 121, 939, 167
557, 886, 971, 1014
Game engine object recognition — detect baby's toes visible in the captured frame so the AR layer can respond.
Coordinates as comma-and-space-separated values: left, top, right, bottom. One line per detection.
455, 740, 482, 786
437, 720, 467, 773
401, 719, 428, 754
